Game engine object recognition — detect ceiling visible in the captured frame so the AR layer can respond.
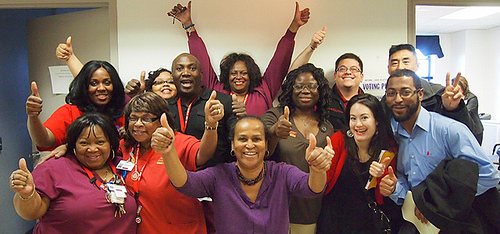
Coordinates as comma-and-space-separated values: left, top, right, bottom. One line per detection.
416, 5, 500, 34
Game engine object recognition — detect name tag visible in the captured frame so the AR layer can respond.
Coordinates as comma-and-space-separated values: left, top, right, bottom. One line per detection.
116, 160, 135, 171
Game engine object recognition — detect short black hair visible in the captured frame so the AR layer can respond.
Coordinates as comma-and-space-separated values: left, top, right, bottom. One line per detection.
389, 44, 417, 58
228, 116, 270, 142
335, 53, 363, 73
145, 68, 172, 91
386, 69, 422, 89
66, 113, 119, 158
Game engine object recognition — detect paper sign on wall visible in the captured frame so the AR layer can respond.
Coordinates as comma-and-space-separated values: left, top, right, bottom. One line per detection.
48, 65, 73, 94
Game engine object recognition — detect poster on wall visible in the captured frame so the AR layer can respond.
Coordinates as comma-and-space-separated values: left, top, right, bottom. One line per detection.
361, 76, 387, 99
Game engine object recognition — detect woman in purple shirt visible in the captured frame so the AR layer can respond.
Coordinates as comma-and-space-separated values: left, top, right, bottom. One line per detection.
151, 115, 333, 233
10, 113, 136, 233
168, 1, 310, 117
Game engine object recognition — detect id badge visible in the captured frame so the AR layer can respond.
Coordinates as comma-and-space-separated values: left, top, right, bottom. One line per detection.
117, 160, 135, 171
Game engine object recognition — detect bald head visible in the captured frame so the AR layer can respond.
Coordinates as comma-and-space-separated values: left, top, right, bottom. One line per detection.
171, 53, 203, 99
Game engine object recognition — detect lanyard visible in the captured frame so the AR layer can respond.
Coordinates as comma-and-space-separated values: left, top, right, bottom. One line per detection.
128, 143, 155, 194
82, 160, 118, 190
177, 89, 202, 133
230, 92, 249, 105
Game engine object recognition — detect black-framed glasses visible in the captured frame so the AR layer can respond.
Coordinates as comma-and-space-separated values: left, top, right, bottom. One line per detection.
335, 66, 362, 73
293, 84, 319, 91
129, 116, 160, 124
385, 88, 421, 98
152, 80, 174, 86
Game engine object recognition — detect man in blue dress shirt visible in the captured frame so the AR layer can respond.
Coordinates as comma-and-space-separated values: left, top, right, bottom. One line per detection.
380, 69, 500, 233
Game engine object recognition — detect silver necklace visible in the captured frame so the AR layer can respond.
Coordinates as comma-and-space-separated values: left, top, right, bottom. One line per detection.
295, 115, 313, 126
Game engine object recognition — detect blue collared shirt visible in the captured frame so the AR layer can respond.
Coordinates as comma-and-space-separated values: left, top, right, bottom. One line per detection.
390, 108, 499, 205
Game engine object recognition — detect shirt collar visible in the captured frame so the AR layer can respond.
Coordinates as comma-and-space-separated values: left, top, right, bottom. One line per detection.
391, 106, 430, 137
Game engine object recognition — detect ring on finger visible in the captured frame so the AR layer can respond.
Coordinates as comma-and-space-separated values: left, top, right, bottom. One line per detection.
11, 180, 15, 187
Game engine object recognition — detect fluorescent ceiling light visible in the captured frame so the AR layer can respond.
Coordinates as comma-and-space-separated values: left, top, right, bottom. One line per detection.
440, 7, 500, 20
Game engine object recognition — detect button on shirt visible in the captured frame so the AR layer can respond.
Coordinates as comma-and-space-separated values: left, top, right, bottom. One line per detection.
390, 108, 499, 205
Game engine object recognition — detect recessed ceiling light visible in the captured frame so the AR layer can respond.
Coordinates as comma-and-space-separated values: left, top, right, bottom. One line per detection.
440, 7, 500, 20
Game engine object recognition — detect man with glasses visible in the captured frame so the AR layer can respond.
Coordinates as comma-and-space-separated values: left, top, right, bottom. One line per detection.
328, 53, 365, 130
386, 44, 483, 144
381, 69, 500, 233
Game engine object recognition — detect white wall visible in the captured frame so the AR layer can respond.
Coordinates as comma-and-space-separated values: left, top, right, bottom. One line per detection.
435, 26, 500, 120
115, 0, 407, 98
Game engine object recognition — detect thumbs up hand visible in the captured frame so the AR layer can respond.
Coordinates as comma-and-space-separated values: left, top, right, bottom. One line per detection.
369, 157, 391, 178
55, 36, 73, 61
125, 71, 146, 98
26, 82, 43, 117
10, 158, 35, 198
306, 135, 334, 172
310, 26, 327, 50
379, 166, 398, 196
231, 94, 247, 118
151, 113, 176, 154
272, 106, 293, 139
204, 91, 224, 128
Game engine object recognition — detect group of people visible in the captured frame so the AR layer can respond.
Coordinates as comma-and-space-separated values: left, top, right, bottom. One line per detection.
9, 1, 499, 234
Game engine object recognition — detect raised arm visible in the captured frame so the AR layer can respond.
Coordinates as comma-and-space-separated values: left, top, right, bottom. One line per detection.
152, 114, 187, 187
169, 1, 223, 91
26, 82, 56, 148
289, 27, 326, 72
55, 36, 83, 77
196, 91, 222, 166
11, 158, 50, 220
305, 134, 333, 193
261, 2, 309, 100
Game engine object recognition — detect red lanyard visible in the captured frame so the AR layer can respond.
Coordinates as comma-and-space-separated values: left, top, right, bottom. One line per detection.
129, 144, 155, 194
177, 89, 202, 133
82, 160, 117, 190
230, 92, 249, 105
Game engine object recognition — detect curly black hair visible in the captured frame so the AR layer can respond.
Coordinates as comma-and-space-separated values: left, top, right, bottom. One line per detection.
65, 60, 125, 121
277, 63, 332, 124
145, 68, 172, 92
219, 53, 262, 93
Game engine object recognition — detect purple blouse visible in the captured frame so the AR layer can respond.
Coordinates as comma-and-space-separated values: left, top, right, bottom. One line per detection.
32, 155, 136, 234
188, 30, 296, 117
175, 161, 323, 233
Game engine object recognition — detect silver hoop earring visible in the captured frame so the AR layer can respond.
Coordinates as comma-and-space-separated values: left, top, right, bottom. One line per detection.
111, 150, 115, 160
346, 129, 354, 138
230, 150, 235, 157
265, 150, 270, 158
73, 149, 77, 155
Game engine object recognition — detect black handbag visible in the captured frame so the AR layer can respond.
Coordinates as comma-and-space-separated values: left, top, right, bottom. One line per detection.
367, 193, 392, 234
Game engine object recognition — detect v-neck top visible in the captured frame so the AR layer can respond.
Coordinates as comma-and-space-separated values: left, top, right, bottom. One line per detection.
176, 161, 323, 234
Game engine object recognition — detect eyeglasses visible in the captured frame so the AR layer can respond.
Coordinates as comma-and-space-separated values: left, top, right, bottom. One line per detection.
335, 66, 362, 73
293, 84, 319, 91
385, 88, 421, 98
129, 116, 160, 124
152, 80, 174, 86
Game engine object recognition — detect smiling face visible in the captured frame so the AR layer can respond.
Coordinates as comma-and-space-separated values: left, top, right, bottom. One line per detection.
334, 58, 364, 90
388, 49, 419, 75
87, 67, 113, 106
292, 72, 320, 110
349, 103, 378, 143
151, 71, 177, 99
229, 61, 250, 95
172, 54, 202, 98
74, 125, 111, 170
127, 112, 161, 148
232, 118, 267, 171
385, 76, 423, 125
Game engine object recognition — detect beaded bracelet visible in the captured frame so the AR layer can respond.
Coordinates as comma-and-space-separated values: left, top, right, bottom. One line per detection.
18, 185, 36, 201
